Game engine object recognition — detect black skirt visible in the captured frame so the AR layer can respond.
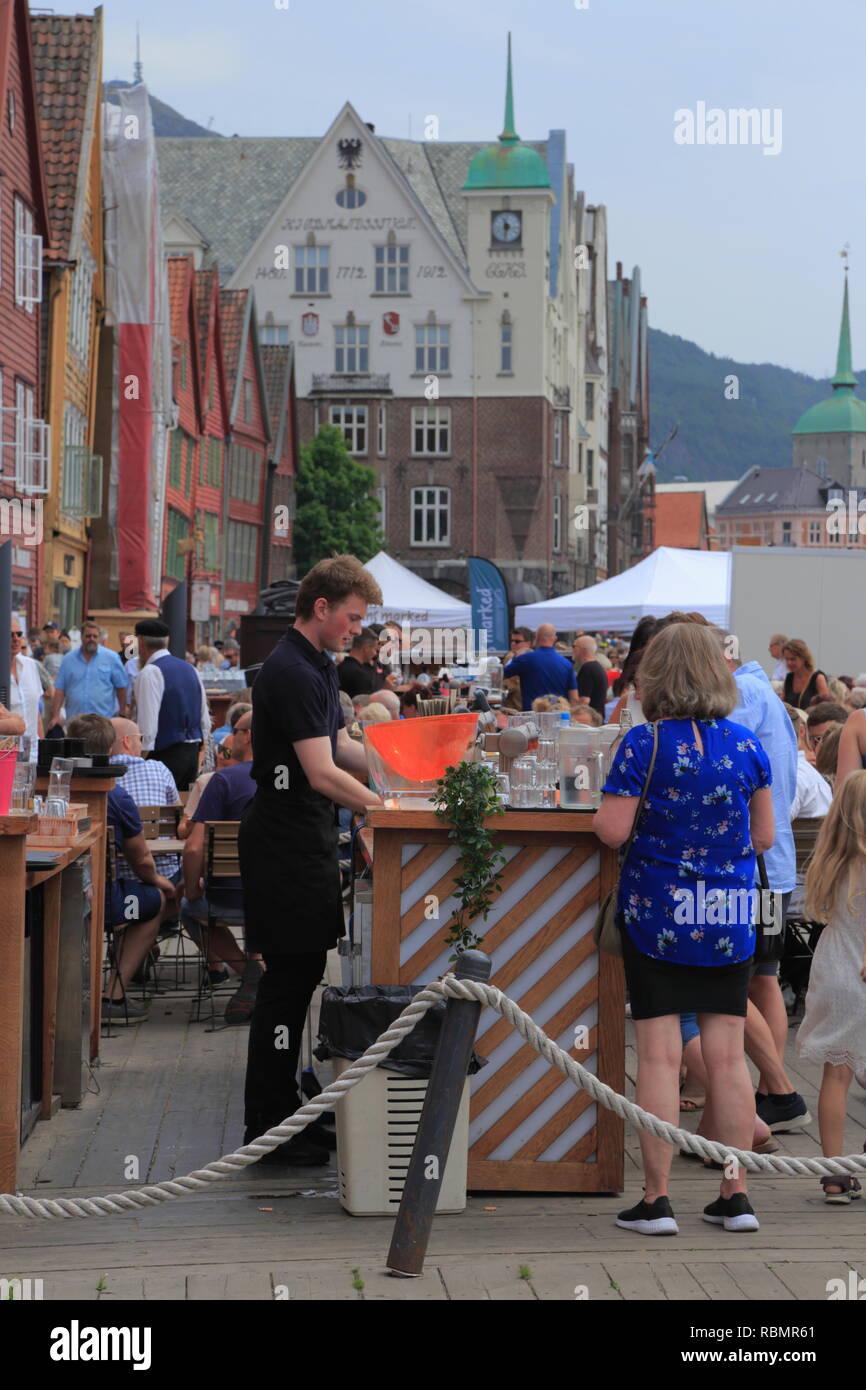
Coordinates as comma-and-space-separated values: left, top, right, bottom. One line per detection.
621, 924, 752, 1020
238, 790, 345, 956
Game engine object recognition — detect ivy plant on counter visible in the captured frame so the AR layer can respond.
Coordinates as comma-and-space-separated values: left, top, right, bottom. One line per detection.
431, 760, 507, 960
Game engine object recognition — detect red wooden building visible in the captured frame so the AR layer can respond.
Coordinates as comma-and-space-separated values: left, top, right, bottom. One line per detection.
219, 288, 270, 618
260, 342, 297, 585
163, 255, 202, 638
0, 0, 52, 625
191, 265, 231, 644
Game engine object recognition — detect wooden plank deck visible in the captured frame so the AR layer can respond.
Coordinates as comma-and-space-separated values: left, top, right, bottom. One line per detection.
1, 949, 865, 1301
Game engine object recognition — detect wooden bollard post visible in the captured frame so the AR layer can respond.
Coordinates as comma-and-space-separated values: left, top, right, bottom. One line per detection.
386, 949, 491, 1278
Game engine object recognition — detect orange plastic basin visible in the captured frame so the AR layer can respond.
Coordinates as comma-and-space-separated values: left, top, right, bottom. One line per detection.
363, 712, 479, 784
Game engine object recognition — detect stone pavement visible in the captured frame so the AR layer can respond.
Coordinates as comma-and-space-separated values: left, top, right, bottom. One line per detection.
1, 949, 865, 1301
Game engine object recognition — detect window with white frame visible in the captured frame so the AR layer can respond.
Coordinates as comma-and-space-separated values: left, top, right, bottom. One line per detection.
14, 197, 41, 312
808, 521, 822, 544
553, 494, 562, 552
15, 380, 50, 493
62, 404, 86, 514
375, 484, 387, 534
377, 402, 387, 456
329, 404, 367, 454
411, 405, 451, 456
500, 314, 513, 371
411, 486, 450, 546
585, 381, 595, 421
553, 413, 563, 467
259, 322, 289, 345
294, 244, 329, 294
415, 323, 449, 373
335, 322, 368, 373
68, 245, 95, 363
374, 242, 409, 293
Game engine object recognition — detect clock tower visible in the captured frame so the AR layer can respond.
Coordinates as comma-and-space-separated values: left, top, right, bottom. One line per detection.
462, 32, 555, 398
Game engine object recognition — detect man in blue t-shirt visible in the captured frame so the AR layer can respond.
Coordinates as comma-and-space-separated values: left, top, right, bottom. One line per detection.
181, 709, 261, 1022
504, 623, 579, 711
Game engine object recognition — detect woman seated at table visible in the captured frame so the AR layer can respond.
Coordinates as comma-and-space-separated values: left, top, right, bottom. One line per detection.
594, 622, 774, 1237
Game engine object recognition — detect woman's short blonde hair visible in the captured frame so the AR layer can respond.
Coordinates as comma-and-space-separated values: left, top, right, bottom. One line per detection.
639, 623, 738, 722
531, 695, 570, 714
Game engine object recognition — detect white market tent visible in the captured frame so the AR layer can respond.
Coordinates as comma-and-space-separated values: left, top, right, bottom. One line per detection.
514, 547, 732, 634
363, 550, 472, 626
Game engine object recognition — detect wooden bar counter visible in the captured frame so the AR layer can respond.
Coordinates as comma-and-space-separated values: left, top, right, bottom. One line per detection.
364, 808, 623, 1193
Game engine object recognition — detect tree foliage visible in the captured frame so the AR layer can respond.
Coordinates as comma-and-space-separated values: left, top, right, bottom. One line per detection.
293, 424, 383, 572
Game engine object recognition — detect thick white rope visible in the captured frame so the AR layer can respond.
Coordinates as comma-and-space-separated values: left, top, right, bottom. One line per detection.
2, 975, 864, 1220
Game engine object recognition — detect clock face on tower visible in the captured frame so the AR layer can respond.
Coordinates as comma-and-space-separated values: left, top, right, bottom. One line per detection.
491, 211, 522, 245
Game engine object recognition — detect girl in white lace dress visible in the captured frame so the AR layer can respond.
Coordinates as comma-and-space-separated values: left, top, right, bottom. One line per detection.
797, 770, 866, 1203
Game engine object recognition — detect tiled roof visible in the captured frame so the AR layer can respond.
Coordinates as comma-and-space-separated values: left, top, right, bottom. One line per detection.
715, 466, 840, 515
30, 13, 99, 261
219, 288, 248, 391
167, 255, 194, 340
654, 491, 708, 549
194, 266, 217, 391
261, 344, 291, 458
156, 132, 553, 281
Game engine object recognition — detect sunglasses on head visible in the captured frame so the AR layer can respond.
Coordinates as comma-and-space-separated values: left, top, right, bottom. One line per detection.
11, 631, 22, 638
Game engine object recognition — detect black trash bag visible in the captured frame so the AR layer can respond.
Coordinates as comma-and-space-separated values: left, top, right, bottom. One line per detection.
315, 985, 487, 1079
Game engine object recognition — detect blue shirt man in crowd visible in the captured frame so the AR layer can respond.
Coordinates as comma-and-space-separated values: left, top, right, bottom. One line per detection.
49, 619, 129, 724
504, 623, 579, 711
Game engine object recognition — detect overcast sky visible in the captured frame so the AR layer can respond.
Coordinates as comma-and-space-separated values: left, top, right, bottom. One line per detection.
49, 0, 863, 378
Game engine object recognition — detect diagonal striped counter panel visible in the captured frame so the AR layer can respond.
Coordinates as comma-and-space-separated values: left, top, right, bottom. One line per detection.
366, 811, 623, 1193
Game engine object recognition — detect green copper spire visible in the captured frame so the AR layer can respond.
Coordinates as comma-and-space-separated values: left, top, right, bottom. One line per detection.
462, 33, 551, 190
499, 31, 519, 145
832, 273, 857, 390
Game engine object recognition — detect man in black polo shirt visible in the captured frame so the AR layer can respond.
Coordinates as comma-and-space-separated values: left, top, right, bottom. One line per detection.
572, 634, 609, 719
239, 554, 384, 1165
337, 627, 385, 699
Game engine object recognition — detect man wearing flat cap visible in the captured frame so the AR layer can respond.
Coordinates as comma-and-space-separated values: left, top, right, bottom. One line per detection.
133, 618, 211, 790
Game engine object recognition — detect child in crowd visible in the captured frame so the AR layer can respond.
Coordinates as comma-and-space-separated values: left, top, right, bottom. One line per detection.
798, 771, 866, 1203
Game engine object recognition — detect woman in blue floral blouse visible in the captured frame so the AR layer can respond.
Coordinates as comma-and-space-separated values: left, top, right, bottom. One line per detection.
595, 622, 775, 1236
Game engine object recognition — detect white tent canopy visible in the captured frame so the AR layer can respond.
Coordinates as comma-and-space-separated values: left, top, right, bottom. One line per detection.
363, 551, 472, 626
514, 548, 732, 633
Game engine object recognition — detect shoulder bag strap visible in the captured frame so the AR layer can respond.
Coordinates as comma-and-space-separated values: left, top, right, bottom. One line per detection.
619, 720, 659, 864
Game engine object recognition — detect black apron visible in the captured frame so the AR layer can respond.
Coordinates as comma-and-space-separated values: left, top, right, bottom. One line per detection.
238, 787, 345, 956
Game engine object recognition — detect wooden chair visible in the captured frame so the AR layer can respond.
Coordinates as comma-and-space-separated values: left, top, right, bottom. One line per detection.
183, 821, 246, 1028
138, 804, 182, 840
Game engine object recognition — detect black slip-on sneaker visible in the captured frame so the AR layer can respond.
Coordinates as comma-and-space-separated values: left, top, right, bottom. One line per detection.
703, 1193, 759, 1231
616, 1195, 678, 1235
756, 1092, 812, 1132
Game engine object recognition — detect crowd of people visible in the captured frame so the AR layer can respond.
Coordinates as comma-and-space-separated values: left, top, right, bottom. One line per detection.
14, 576, 865, 1205
592, 615, 866, 1234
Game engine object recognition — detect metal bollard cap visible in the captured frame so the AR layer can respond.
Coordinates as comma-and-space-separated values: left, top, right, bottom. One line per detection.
452, 949, 492, 983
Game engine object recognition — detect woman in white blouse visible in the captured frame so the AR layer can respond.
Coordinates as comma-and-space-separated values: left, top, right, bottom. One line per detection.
9, 625, 43, 756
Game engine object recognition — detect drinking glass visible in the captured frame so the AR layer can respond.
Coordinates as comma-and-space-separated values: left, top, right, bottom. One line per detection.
494, 773, 510, 807
45, 757, 74, 817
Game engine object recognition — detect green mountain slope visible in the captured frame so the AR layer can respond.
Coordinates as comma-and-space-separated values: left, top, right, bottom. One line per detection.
649, 327, 852, 483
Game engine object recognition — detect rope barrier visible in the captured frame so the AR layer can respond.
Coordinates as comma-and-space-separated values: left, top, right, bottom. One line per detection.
2, 974, 864, 1220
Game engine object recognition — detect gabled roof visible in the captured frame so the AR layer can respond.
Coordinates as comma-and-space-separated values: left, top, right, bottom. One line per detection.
260, 343, 294, 464
0, 0, 52, 246
654, 491, 709, 550
193, 265, 231, 436
30, 10, 101, 262
156, 116, 558, 282
166, 254, 203, 425
715, 466, 843, 514
218, 287, 271, 440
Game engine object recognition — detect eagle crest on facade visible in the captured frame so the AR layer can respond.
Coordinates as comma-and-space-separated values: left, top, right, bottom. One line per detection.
337, 138, 363, 169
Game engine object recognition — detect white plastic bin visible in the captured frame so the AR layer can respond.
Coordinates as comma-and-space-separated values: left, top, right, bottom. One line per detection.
332, 1057, 469, 1215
